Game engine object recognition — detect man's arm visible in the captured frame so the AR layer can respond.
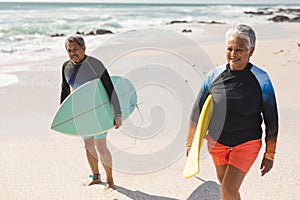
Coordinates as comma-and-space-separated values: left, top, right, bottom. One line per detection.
100, 69, 122, 128
100, 69, 121, 115
60, 64, 71, 104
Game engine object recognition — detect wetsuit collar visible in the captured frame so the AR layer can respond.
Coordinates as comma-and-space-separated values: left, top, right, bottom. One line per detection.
71, 55, 87, 65
226, 62, 253, 72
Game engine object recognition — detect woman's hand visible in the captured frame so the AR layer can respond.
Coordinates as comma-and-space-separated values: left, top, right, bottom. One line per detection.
186, 146, 191, 157
260, 157, 274, 176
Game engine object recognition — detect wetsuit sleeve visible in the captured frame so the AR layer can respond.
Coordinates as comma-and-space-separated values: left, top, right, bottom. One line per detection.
261, 75, 278, 157
261, 76, 279, 139
60, 63, 70, 104
186, 74, 212, 147
100, 69, 122, 115
251, 66, 279, 158
190, 81, 210, 123
186, 84, 209, 147
189, 65, 224, 124
186, 66, 225, 147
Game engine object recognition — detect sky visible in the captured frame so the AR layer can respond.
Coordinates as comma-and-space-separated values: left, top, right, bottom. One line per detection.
1, 0, 300, 4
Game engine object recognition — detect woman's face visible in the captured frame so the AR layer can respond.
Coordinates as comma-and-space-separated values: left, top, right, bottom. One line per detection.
226, 36, 254, 71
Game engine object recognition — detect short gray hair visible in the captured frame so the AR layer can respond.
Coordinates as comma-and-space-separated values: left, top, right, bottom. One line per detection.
226, 24, 256, 50
65, 35, 85, 49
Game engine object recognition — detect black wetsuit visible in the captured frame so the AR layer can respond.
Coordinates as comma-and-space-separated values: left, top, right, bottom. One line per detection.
190, 63, 278, 147
60, 55, 121, 115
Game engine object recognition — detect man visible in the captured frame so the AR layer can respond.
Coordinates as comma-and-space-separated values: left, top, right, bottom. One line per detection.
60, 35, 122, 190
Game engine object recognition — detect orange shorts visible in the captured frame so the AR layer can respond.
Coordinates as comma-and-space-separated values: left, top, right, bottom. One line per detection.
206, 135, 262, 173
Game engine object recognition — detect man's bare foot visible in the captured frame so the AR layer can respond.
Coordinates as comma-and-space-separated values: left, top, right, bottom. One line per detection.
87, 178, 102, 186
86, 174, 102, 186
104, 180, 115, 191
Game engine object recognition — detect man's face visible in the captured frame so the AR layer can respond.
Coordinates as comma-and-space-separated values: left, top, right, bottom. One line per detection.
66, 41, 86, 63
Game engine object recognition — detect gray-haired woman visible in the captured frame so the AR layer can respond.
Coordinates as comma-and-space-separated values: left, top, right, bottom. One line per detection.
186, 24, 278, 200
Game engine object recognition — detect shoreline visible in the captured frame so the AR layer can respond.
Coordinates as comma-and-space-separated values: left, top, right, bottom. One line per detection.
1, 23, 299, 68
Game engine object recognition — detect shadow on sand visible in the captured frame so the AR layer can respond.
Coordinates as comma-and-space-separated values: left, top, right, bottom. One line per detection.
187, 177, 221, 200
115, 176, 220, 200
116, 185, 178, 200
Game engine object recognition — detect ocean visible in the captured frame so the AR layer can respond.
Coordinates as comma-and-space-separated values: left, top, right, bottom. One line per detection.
0, 2, 300, 67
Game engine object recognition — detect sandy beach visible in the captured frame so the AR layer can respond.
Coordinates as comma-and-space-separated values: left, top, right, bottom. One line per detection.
0, 23, 300, 200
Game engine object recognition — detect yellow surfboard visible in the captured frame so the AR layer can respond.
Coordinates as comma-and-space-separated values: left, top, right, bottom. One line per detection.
183, 94, 213, 178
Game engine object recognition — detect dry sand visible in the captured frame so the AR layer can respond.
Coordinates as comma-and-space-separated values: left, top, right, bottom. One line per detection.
0, 23, 299, 199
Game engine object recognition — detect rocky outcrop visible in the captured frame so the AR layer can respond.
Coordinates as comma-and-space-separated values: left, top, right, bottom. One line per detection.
167, 20, 225, 25
278, 8, 300, 13
167, 20, 188, 25
197, 20, 226, 24
95, 29, 113, 35
289, 16, 300, 22
85, 29, 113, 35
182, 29, 192, 33
244, 7, 300, 23
77, 29, 113, 35
51, 29, 113, 37
50, 33, 65, 37
244, 11, 273, 15
268, 15, 290, 22
268, 15, 300, 22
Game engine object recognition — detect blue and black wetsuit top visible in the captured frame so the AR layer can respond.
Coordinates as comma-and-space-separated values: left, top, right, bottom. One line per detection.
60, 55, 121, 115
190, 62, 278, 147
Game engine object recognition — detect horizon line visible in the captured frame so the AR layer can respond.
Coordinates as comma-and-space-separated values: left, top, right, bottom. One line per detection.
2, 1, 300, 5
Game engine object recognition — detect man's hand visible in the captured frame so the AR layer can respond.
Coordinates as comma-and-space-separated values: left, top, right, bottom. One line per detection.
114, 114, 122, 129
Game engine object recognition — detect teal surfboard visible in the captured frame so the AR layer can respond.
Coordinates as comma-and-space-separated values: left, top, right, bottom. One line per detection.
51, 76, 137, 136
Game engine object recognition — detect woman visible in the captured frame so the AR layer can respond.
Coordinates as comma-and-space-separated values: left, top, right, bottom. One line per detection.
186, 24, 278, 200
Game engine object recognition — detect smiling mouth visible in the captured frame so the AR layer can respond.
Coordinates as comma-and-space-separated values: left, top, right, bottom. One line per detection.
231, 58, 240, 62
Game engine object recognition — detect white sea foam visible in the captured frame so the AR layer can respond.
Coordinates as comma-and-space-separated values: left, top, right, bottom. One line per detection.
0, 65, 29, 73
0, 2, 299, 66
0, 74, 19, 87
